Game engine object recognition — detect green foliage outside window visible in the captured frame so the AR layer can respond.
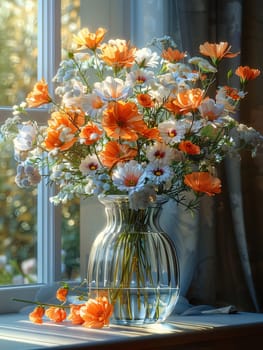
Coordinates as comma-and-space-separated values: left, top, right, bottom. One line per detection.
0, 0, 81, 285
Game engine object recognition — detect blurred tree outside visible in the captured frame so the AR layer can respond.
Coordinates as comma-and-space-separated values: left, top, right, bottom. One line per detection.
0, 0, 81, 285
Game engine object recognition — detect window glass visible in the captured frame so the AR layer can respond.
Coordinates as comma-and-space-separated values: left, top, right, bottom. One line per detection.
0, 0, 82, 286
0, 0, 38, 106
60, 0, 81, 281
0, 135, 37, 285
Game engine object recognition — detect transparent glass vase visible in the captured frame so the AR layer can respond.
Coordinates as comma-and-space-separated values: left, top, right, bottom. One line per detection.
87, 194, 180, 325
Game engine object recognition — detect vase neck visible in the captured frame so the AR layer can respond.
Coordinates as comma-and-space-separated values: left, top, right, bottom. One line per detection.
99, 195, 166, 233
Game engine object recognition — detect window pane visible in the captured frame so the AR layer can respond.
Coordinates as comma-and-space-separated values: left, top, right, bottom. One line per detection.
0, 136, 37, 285
60, 0, 81, 281
0, 0, 37, 106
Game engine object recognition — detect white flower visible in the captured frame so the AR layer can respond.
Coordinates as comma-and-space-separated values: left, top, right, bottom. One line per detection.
13, 122, 37, 152
145, 163, 174, 185
135, 48, 159, 68
146, 142, 176, 165
188, 56, 218, 73
158, 119, 187, 144
199, 98, 224, 120
81, 93, 106, 118
112, 160, 146, 192
79, 155, 101, 175
126, 69, 155, 88
93, 76, 132, 102
60, 80, 89, 109
129, 184, 157, 210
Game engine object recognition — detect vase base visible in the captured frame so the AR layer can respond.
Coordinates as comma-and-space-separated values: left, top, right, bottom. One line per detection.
89, 287, 180, 325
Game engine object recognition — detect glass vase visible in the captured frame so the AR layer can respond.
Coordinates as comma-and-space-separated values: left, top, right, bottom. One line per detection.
87, 194, 180, 325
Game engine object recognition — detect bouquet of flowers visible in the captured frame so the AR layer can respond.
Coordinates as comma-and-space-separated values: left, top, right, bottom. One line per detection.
1, 26, 262, 210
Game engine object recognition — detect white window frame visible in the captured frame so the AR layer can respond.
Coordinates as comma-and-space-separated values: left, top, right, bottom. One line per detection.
0, 0, 61, 314
0, 0, 170, 314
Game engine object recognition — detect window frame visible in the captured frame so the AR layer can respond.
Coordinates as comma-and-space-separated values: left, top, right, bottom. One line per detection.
0, 0, 61, 313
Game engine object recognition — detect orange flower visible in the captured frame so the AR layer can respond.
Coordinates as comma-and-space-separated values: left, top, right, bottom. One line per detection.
140, 127, 162, 142
161, 47, 186, 62
137, 93, 155, 108
56, 287, 69, 302
64, 107, 86, 128
184, 172, 222, 196
68, 304, 85, 325
26, 79, 52, 108
235, 66, 261, 83
79, 122, 103, 145
102, 101, 146, 141
179, 140, 201, 155
99, 39, 136, 70
221, 86, 241, 101
29, 306, 45, 324
73, 27, 107, 50
44, 111, 79, 151
45, 307, 67, 323
100, 141, 137, 168
165, 88, 203, 114
80, 296, 113, 329
199, 41, 239, 65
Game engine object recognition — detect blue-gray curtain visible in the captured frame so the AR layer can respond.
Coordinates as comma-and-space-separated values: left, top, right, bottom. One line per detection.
165, 0, 263, 313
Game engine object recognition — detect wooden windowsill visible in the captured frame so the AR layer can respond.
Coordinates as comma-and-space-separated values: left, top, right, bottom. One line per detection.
0, 312, 263, 350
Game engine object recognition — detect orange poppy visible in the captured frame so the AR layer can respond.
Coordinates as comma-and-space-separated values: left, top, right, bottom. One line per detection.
199, 41, 239, 65
80, 296, 113, 328
73, 27, 107, 51
45, 307, 67, 323
102, 101, 146, 141
184, 171, 222, 196
44, 128, 76, 151
140, 127, 162, 142
99, 39, 136, 70
79, 122, 103, 145
26, 79, 52, 108
165, 88, 203, 114
68, 304, 85, 325
137, 93, 155, 108
64, 107, 86, 128
179, 140, 201, 155
56, 287, 68, 302
48, 111, 80, 134
100, 141, 137, 168
235, 66, 261, 83
161, 47, 186, 63
44, 112, 78, 151
29, 306, 45, 324
221, 86, 241, 101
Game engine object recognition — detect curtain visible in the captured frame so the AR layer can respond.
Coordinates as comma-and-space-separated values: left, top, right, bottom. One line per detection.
166, 0, 263, 312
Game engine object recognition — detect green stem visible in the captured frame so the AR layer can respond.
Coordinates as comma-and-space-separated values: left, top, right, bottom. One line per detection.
12, 298, 69, 309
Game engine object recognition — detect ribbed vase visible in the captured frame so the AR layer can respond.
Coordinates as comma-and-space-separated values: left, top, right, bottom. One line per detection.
87, 194, 180, 325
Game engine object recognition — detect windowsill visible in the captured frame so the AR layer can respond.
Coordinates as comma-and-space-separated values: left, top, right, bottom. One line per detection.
0, 312, 263, 350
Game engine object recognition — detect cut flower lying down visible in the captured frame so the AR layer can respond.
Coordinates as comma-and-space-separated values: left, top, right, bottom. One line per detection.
15, 284, 113, 328
1, 26, 263, 210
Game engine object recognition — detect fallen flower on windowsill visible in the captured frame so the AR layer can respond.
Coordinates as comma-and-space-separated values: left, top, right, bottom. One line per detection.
13, 283, 113, 329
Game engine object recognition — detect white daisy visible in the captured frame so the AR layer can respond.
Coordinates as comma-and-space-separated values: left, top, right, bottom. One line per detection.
145, 142, 176, 165
126, 69, 155, 88
81, 93, 106, 118
112, 160, 146, 192
158, 119, 187, 144
135, 48, 159, 68
145, 163, 173, 185
93, 76, 132, 102
79, 155, 101, 175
